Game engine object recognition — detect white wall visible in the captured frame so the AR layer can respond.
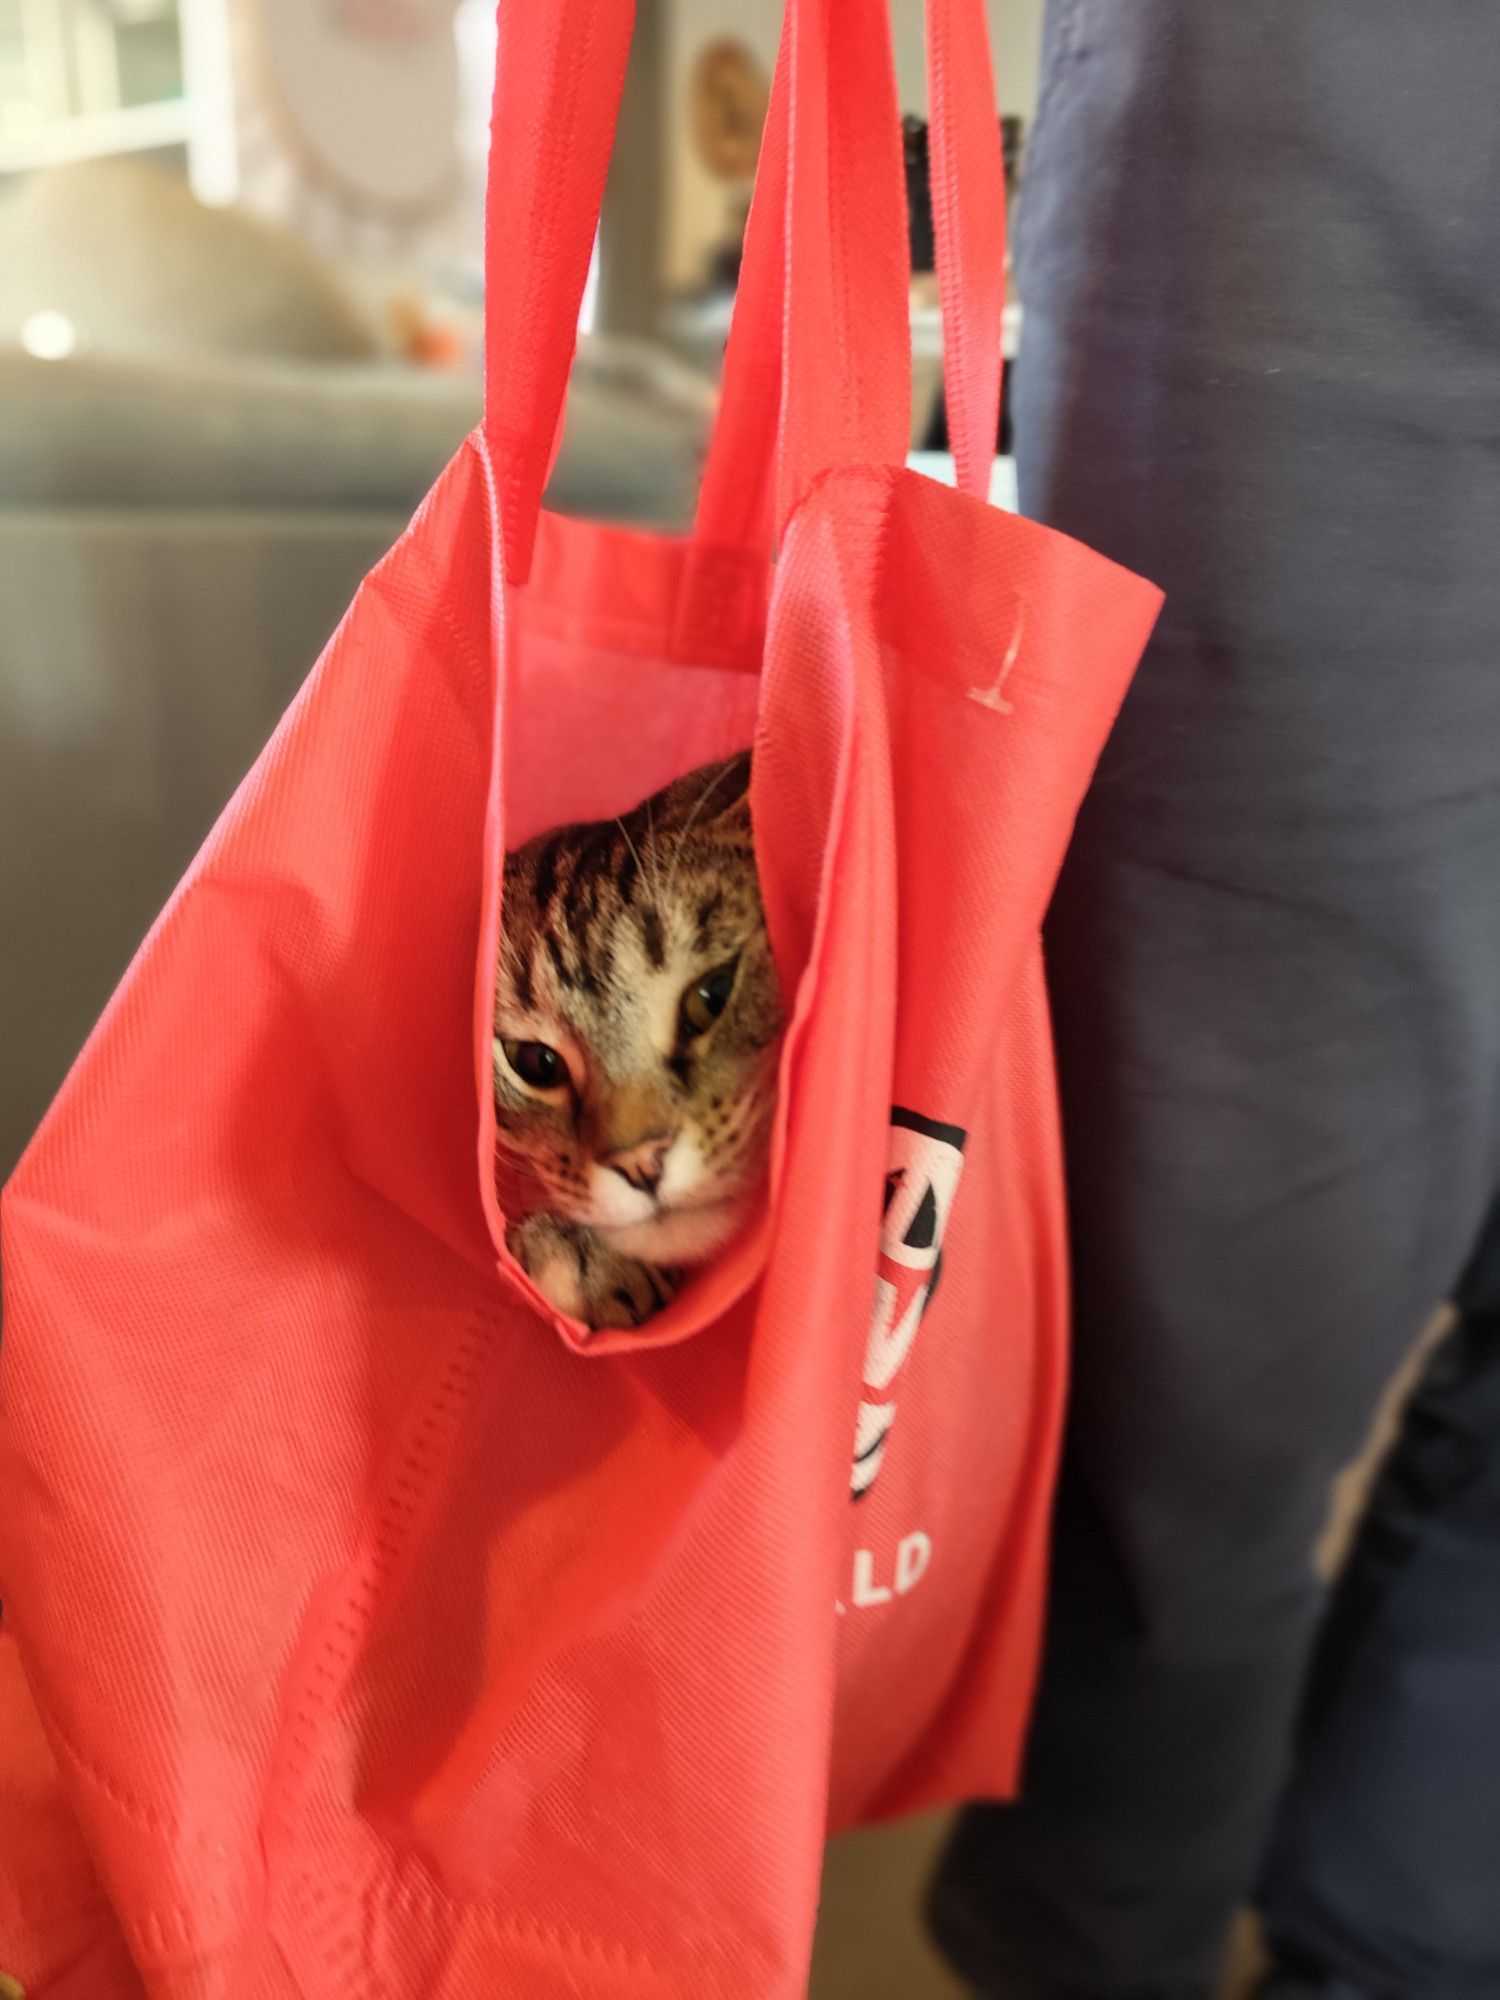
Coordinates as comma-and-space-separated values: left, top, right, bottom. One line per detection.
890, 0, 1043, 119
665, 0, 1043, 290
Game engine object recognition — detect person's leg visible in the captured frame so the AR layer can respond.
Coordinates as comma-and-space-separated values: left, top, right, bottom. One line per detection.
1254, 1199, 1500, 2000
930, 3, 1500, 1993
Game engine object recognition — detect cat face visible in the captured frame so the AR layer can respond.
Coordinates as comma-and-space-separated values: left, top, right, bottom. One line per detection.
494, 754, 782, 1268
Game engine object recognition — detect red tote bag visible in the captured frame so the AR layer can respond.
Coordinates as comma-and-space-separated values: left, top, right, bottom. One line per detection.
0, 0, 1162, 1991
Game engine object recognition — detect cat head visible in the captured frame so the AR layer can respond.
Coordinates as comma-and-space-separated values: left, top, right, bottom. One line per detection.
494, 753, 782, 1267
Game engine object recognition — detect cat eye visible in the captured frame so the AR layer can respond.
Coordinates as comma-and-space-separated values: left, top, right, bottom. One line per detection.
678, 961, 739, 1041
501, 1039, 567, 1092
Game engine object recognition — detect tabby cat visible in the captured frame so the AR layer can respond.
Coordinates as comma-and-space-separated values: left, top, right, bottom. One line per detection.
494, 752, 782, 1332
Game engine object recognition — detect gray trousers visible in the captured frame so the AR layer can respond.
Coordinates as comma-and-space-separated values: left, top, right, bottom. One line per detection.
929, 5, 1500, 1994
1255, 1203, 1500, 2000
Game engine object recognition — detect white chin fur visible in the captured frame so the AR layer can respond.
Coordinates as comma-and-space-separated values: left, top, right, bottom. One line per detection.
601, 1194, 749, 1267
585, 1169, 658, 1232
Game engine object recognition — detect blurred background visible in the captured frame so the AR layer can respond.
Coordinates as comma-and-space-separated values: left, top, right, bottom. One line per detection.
0, 0, 1040, 1189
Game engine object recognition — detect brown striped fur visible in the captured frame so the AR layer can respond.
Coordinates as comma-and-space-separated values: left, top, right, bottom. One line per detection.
494, 752, 782, 1331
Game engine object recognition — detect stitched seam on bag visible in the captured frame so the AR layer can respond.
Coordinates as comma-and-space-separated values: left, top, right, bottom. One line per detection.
758, 505, 869, 1139
830, 38, 860, 473
526, 15, 591, 435
434, 559, 493, 705
15, 1704, 250, 1961
260, 1307, 496, 1850
25, 1689, 194, 1844
928, 19, 974, 496
130, 1903, 204, 1964
489, 0, 599, 571
0, 1888, 108, 1934
483, 0, 598, 480
290, 1864, 766, 1991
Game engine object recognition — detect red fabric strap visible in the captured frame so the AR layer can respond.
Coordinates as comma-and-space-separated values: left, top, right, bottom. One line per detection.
483, 0, 636, 585
699, 0, 1006, 551
484, 0, 1006, 580
928, 0, 1008, 501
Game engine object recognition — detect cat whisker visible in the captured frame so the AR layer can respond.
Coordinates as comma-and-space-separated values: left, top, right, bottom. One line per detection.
664, 760, 740, 904
643, 793, 665, 902
495, 1132, 544, 1166
614, 814, 650, 900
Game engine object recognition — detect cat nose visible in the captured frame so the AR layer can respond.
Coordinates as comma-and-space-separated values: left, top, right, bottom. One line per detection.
604, 1133, 672, 1197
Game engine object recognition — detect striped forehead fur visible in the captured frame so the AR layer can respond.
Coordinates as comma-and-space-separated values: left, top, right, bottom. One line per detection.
494, 752, 780, 1296
500, 754, 760, 1052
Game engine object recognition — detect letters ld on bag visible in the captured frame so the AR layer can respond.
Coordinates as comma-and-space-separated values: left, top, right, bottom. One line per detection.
851, 1108, 968, 1498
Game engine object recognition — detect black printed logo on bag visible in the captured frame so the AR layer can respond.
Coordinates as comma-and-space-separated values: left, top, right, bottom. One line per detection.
852, 1108, 967, 1497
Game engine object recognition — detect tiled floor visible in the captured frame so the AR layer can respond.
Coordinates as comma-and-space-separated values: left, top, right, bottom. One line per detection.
809, 1814, 967, 2000
809, 1815, 1266, 1998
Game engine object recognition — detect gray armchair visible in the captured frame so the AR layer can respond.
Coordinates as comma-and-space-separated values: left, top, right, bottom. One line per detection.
0, 339, 714, 1176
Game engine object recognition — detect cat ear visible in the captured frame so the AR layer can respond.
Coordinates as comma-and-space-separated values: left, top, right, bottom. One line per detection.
656, 752, 751, 829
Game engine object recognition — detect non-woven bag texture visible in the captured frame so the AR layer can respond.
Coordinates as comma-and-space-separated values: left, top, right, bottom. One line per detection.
0, 0, 1162, 1992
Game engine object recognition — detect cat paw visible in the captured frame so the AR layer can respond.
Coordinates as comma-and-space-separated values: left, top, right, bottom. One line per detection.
506, 1215, 682, 1333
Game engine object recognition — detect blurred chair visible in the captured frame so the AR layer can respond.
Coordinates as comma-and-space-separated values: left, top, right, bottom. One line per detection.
0, 163, 715, 1178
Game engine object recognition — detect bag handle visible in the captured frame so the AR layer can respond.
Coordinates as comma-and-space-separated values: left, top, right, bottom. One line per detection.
483, 0, 914, 581
693, 0, 911, 551
774, 0, 913, 535
927, 0, 1009, 501
689, 28, 791, 560
697, 0, 1006, 549
483, 0, 637, 586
